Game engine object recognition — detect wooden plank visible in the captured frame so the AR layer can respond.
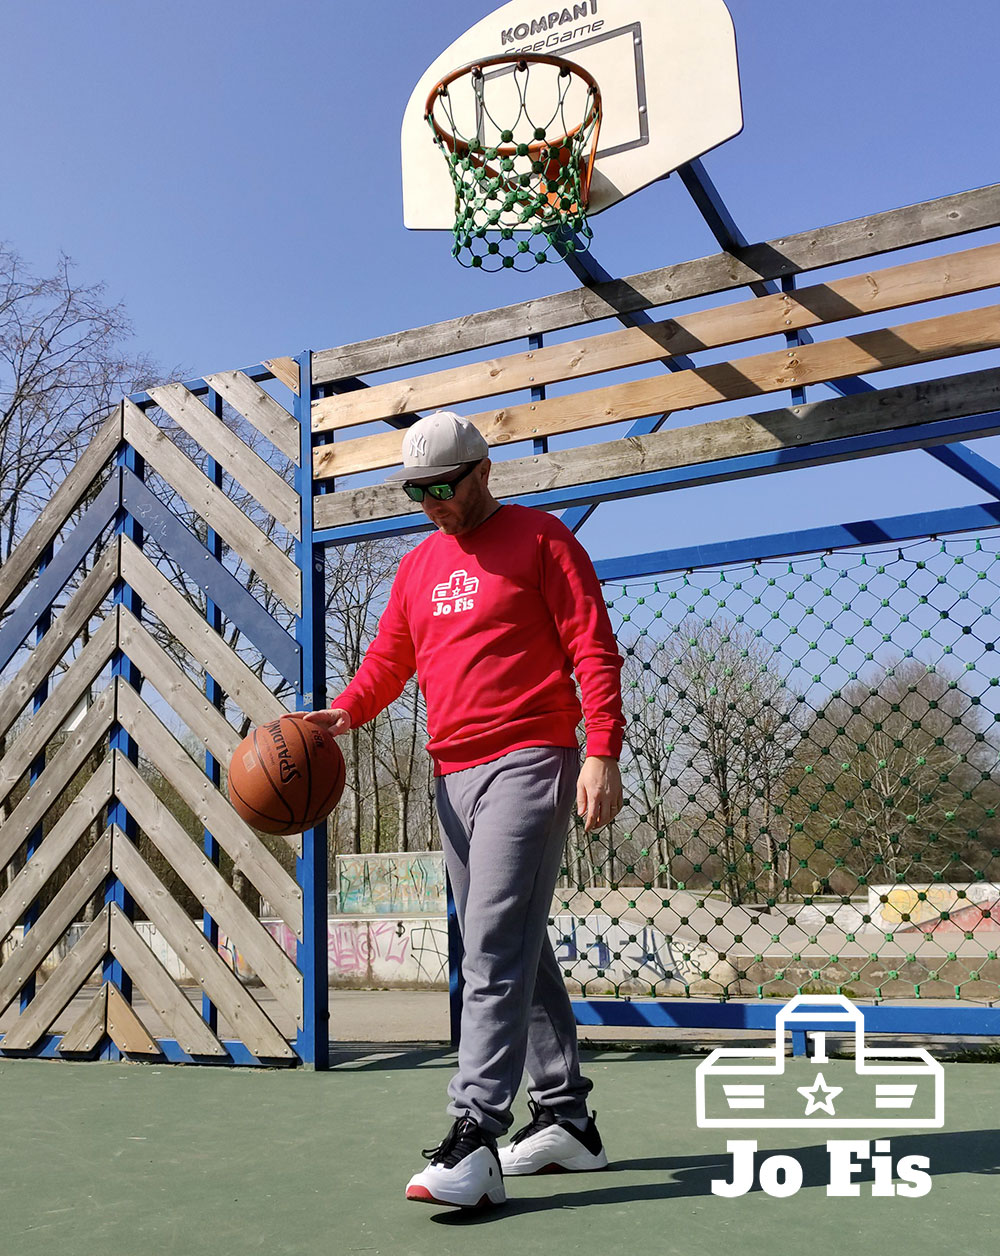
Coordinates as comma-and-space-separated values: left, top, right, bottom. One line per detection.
111, 832, 294, 1060
0, 908, 110, 1051
311, 183, 1000, 383
0, 762, 114, 946
106, 981, 161, 1056
58, 984, 107, 1055
0, 540, 119, 743
114, 754, 302, 1023
203, 371, 300, 463
123, 401, 301, 613
147, 384, 301, 538
314, 366, 1000, 530
113, 691, 303, 938
0, 610, 119, 805
0, 407, 122, 617
314, 303, 1000, 480
107, 902, 226, 1058
117, 607, 241, 769
0, 685, 116, 871
312, 242, 1000, 433
119, 539, 286, 728
264, 357, 300, 395
0, 831, 112, 1014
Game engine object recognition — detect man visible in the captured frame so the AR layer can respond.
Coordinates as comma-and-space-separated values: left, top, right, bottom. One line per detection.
306, 411, 624, 1209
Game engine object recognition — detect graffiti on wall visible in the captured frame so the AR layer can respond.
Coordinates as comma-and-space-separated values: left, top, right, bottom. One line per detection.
337, 852, 446, 915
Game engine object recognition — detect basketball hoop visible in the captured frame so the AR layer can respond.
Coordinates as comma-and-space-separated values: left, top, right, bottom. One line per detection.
425, 54, 602, 271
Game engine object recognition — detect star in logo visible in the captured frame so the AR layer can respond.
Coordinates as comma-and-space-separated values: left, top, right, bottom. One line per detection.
797, 1072, 843, 1116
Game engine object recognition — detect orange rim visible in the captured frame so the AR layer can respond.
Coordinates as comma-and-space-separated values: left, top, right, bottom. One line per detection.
425, 53, 602, 208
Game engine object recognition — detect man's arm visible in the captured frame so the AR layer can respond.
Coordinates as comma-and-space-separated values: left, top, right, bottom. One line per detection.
539, 524, 626, 830
305, 575, 416, 733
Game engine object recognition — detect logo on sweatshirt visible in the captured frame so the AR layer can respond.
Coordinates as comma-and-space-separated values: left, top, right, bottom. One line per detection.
432, 569, 479, 617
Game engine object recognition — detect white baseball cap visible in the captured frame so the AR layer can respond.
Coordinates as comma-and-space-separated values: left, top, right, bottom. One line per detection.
384, 411, 489, 484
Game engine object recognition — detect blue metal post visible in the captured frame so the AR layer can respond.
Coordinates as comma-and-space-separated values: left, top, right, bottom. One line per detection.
202, 388, 224, 1033
104, 442, 143, 1060
294, 351, 330, 1069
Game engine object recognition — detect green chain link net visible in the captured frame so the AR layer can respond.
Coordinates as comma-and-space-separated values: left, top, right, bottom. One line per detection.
426, 59, 599, 271
556, 536, 1000, 1005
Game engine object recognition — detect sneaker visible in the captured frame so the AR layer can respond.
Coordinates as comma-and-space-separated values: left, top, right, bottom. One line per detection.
499, 1101, 609, 1175
405, 1116, 507, 1208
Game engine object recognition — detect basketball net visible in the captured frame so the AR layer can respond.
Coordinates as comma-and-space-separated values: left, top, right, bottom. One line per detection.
425, 54, 602, 272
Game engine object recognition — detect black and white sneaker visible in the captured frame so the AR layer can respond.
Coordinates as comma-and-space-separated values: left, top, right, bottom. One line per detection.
499, 1101, 609, 1175
405, 1116, 507, 1208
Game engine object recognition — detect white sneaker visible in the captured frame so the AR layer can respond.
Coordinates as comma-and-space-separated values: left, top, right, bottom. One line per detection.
405, 1116, 507, 1208
499, 1102, 609, 1176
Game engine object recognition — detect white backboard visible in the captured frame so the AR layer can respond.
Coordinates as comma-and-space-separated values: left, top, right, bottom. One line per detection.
402, 0, 743, 229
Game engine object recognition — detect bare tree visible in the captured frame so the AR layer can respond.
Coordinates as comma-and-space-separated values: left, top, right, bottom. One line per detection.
0, 245, 157, 561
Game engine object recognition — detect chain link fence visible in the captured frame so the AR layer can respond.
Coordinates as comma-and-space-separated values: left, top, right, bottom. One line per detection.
555, 534, 1000, 1004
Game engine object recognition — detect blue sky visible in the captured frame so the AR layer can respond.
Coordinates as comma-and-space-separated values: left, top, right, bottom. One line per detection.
3, 0, 999, 565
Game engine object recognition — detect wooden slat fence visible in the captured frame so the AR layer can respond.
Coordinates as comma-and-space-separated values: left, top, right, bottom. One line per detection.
0, 366, 307, 1064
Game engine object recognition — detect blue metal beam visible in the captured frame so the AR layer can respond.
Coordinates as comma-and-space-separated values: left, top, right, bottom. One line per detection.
0, 471, 121, 674
120, 470, 301, 686
572, 998, 1000, 1039
593, 499, 1000, 582
926, 442, 1000, 500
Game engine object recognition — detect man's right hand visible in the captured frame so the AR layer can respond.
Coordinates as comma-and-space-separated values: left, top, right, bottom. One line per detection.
302, 708, 352, 737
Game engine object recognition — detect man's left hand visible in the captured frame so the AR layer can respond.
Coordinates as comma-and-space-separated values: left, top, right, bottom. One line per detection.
576, 756, 623, 832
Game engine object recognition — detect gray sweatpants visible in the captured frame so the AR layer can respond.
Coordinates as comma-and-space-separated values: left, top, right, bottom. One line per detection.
435, 745, 593, 1135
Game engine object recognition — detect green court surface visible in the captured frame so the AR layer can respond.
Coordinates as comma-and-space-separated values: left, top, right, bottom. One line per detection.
1, 1048, 997, 1256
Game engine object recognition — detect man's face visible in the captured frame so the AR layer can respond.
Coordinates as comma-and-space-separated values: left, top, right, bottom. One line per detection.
418, 461, 491, 535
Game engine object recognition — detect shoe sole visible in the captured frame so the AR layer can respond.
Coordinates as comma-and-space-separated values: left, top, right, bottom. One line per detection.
406, 1184, 507, 1208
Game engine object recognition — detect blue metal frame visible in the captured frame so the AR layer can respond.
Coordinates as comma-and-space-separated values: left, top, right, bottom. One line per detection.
294, 351, 330, 1069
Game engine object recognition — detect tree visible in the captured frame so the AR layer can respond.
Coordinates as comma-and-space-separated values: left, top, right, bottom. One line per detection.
619, 617, 801, 903
787, 656, 1000, 894
0, 245, 157, 560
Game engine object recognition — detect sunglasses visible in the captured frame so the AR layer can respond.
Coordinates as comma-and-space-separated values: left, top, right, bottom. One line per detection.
402, 460, 480, 503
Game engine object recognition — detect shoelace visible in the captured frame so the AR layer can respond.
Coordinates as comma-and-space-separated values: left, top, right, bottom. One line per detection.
421, 1117, 485, 1168
509, 1101, 597, 1145
509, 1099, 557, 1146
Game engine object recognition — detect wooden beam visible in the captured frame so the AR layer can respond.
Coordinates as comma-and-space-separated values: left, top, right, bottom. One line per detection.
119, 539, 286, 728
0, 610, 120, 805
111, 831, 294, 1059
117, 607, 241, 769
0, 540, 119, 744
0, 832, 112, 1015
123, 401, 301, 613
203, 370, 300, 463
0, 909, 110, 1051
113, 754, 302, 1023
147, 384, 301, 538
107, 903, 227, 1058
112, 692, 303, 938
311, 184, 1000, 383
0, 685, 116, 871
315, 303, 1000, 480
58, 984, 108, 1055
264, 357, 300, 395
0, 762, 113, 947
312, 241, 1000, 433
106, 982, 161, 1057
313, 366, 1000, 530
0, 407, 122, 617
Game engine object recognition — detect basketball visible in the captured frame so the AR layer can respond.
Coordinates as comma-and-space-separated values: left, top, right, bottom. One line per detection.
227, 715, 346, 836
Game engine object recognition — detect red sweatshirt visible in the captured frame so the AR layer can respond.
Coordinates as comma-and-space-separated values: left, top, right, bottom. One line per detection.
332, 504, 624, 775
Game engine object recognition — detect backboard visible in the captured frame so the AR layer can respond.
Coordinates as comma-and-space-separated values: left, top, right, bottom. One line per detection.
402, 0, 743, 230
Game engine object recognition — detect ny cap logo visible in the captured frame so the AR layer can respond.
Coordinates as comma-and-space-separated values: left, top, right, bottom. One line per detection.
405, 431, 428, 461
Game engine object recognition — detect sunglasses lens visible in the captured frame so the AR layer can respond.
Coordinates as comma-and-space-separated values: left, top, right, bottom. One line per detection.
403, 484, 424, 502
427, 484, 455, 501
